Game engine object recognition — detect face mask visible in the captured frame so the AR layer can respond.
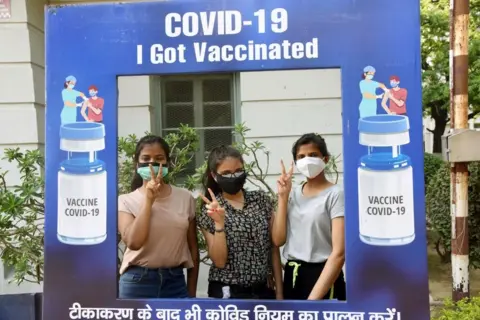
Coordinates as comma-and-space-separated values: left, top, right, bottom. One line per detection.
136, 162, 168, 180
390, 81, 399, 88
215, 172, 247, 195
366, 74, 374, 80
296, 157, 326, 179
68, 84, 75, 89
89, 91, 97, 97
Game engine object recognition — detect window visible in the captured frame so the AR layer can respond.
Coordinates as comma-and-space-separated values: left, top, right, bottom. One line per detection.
161, 75, 236, 176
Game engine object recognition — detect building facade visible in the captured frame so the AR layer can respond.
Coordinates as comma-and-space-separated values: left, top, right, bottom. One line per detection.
0, 0, 343, 295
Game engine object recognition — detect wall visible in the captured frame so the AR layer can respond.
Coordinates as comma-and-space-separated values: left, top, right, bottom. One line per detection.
0, 0, 44, 295
241, 69, 344, 189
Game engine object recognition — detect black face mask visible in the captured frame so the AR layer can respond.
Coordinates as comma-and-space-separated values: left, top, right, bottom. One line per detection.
215, 172, 247, 195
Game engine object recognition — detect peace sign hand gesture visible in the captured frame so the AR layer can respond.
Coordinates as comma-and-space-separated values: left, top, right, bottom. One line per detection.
277, 160, 294, 198
145, 164, 164, 200
200, 188, 226, 226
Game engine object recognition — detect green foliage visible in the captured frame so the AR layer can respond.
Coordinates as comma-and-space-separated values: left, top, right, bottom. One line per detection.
0, 149, 44, 284
426, 162, 480, 267
421, 0, 480, 114
433, 297, 480, 320
420, 0, 480, 151
424, 152, 445, 188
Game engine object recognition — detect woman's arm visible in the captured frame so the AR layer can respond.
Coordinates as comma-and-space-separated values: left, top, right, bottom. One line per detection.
118, 196, 154, 251
201, 223, 228, 268
198, 194, 228, 269
64, 101, 77, 107
272, 161, 294, 247
308, 217, 345, 300
378, 82, 387, 90
271, 245, 284, 299
187, 219, 199, 297
272, 195, 289, 246
362, 92, 377, 99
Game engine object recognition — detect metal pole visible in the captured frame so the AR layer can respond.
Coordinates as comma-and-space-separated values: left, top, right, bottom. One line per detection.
449, 0, 470, 302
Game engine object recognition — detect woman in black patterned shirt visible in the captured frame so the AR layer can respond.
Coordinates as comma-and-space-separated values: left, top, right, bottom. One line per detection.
198, 145, 283, 299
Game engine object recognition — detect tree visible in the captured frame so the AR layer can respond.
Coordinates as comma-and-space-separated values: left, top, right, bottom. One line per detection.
421, 0, 480, 153
0, 149, 44, 284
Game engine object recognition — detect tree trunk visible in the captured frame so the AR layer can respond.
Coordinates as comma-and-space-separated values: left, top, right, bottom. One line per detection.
429, 102, 449, 154
432, 116, 448, 153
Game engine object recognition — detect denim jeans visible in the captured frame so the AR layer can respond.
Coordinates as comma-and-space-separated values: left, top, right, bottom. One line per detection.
119, 266, 189, 299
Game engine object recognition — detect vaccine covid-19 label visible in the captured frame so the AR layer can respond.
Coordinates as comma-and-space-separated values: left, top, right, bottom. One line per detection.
57, 171, 107, 244
358, 167, 415, 245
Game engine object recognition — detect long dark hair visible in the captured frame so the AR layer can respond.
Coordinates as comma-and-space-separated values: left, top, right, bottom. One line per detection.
202, 145, 244, 201
130, 135, 171, 192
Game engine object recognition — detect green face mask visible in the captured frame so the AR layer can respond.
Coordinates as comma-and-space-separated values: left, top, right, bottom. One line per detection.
136, 163, 168, 180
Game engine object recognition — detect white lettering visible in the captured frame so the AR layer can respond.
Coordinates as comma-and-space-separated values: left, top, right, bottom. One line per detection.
369, 308, 401, 320
253, 305, 270, 320
199, 11, 216, 36
150, 44, 186, 64
165, 13, 182, 37
298, 311, 319, 320
183, 12, 199, 36
137, 45, 143, 65
137, 304, 152, 320
155, 308, 181, 320
192, 38, 318, 63
184, 304, 202, 320
164, 11, 243, 37
69, 303, 82, 320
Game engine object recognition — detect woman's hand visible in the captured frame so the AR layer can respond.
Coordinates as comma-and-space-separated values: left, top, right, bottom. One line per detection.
145, 164, 164, 200
200, 188, 225, 226
266, 273, 283, 299
267, 273, 275, 290
277, 160, 294, 198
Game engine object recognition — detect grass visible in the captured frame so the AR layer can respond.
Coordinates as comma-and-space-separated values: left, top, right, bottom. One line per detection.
428, 247, 480, 318
428, 246, 480, 300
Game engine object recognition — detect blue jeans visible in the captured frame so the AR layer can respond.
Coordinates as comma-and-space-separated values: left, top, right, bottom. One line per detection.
119, 266, 188, 299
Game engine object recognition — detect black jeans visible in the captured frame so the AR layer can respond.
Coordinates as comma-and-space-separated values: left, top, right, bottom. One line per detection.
283, 260, 346, 300
208, 281, 275, 299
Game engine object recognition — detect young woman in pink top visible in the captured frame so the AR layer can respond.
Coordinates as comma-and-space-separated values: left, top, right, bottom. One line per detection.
118, 135, 199, 298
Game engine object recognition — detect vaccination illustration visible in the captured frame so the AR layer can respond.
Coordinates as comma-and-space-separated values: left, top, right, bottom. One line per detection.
61, 75, 105, 124
358, 66, 408, 118
357, 66, 415, 247
58, 75, 107, 246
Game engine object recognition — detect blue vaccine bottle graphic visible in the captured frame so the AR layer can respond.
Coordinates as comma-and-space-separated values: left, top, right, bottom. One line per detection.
58, 122, 107, 245
357, 115, 415, 246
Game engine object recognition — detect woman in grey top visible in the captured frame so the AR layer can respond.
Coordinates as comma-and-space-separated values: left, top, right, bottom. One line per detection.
272, 133, 346, 300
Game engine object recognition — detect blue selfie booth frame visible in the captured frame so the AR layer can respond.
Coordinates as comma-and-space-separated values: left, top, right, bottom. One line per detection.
44, 0, 430, 319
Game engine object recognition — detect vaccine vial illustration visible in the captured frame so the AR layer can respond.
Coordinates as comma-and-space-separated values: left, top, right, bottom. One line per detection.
357, 115, 415, 246
58, 122, 107, 245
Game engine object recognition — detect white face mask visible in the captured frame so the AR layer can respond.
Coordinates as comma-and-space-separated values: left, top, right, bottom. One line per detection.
296, 157, 326, 179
